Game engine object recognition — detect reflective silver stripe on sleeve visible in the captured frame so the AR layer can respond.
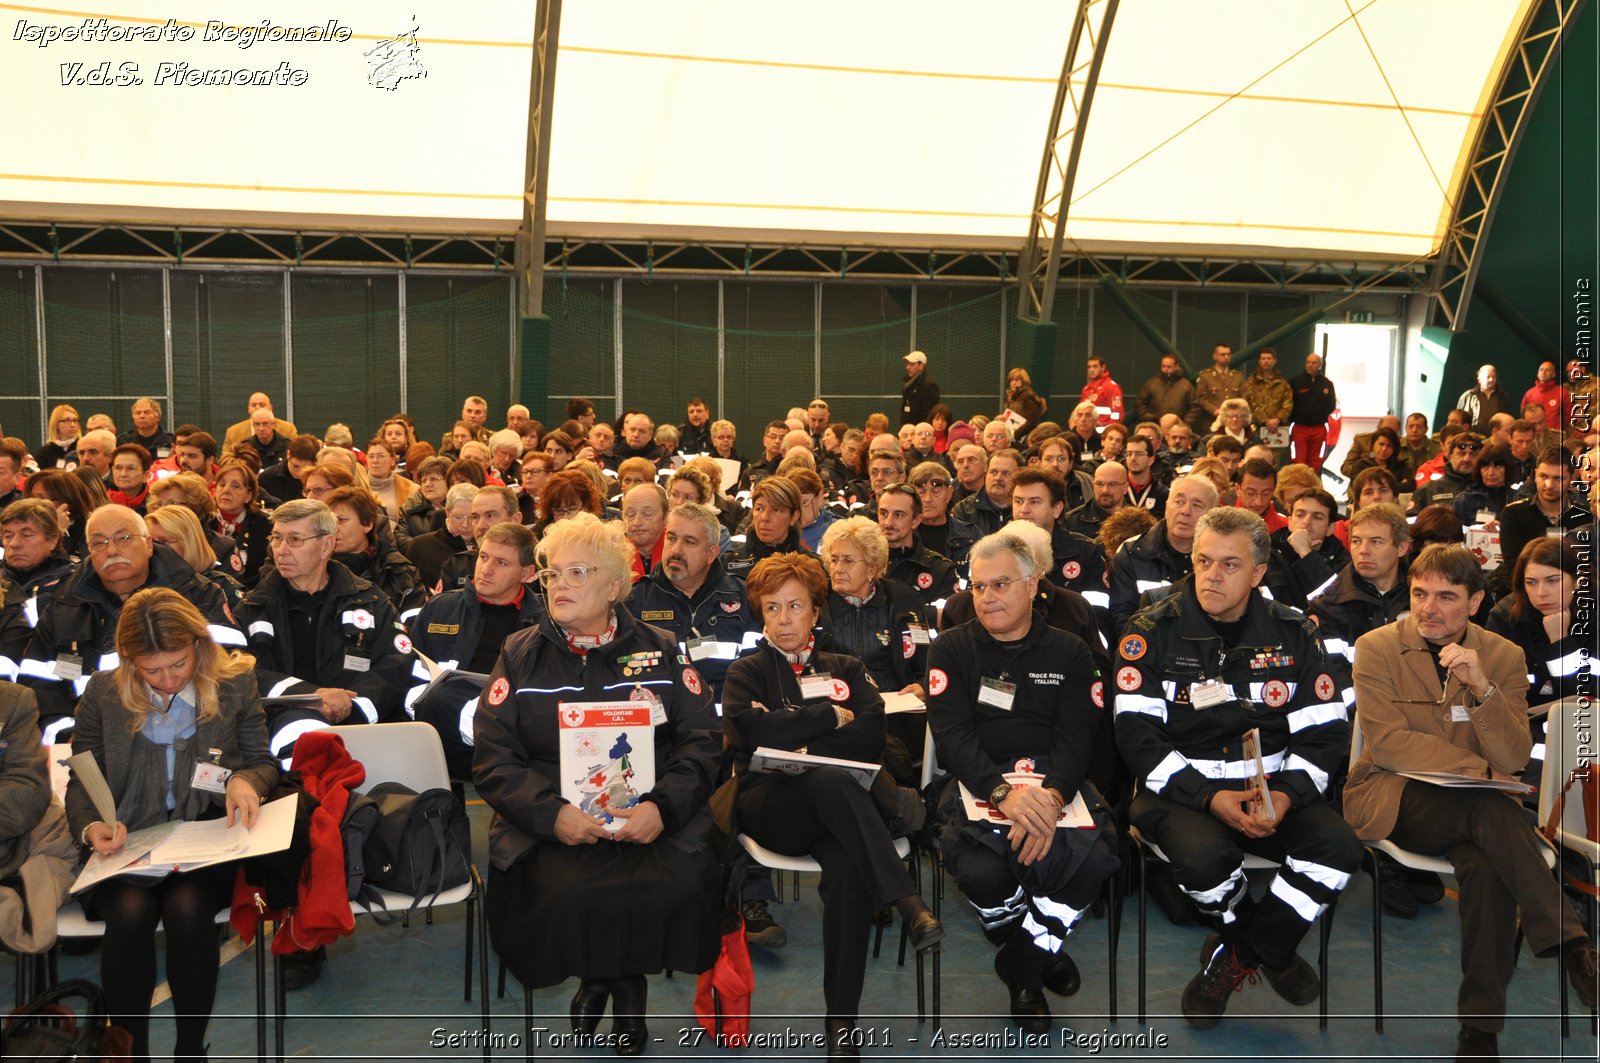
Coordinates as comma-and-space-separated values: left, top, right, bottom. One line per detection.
1268, 874, 1324, 922
411, 659, 433, 682
208, 624, 246, 647
1145, 751, 1190, 792
458, 697, 480, 747
17, 658, 58, 680
399, 607, 422, 625
266, 677, 301, 698
1081, 590, 1109, 609
40, 716, 75, 744
351, 696, 378, 724
98, 652, 121, 671
1550, 649, 1593, 676
1283, 753, 1331, 794
1286, 702, 1346, 733
22, 596, 39, 627
248, 620, 275, 639
1135, 579, 1170, 595
1187, 750, 1286, 780
1113, 694, 1167, 721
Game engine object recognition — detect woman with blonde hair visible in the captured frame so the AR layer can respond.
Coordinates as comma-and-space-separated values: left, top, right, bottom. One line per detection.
66, 587, 278, 1062
36, 404, 82, 470
475, 514, 721, 1052
147, 504, 244, 612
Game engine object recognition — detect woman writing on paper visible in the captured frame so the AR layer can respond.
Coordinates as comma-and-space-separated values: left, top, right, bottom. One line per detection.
473, 512, 722, 1057
65, 587, 279, 1063
721, 552, 942, 1058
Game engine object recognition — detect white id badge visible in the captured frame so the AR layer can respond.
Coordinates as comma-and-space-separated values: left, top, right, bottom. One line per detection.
799, 673, 836, 701
909, 624, 931, 646
1475, 509, 1496, 525
343, 654, 371, 673
1450, 704, 1471, 723
977, 678, 1017, 711
1189, 679, 1232, 709
54, 654, 83, 681
191, 762, 232, 793
650, 701, 668, 727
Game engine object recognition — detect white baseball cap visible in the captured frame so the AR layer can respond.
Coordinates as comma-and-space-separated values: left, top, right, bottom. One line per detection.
904, 350, 927, 365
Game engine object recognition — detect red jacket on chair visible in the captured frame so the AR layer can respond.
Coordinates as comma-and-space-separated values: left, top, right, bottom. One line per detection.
232, 730, 366, 953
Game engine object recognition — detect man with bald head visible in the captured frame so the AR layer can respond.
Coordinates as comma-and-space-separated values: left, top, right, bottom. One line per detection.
223, 393, 298, 455
234, 406, 291, 468
20, 504, 240, 738
1063, 459, 1128, 539
1108, 474, 1218, 630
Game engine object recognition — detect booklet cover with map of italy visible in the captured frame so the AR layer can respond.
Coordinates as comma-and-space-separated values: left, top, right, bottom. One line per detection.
557, 702, 657, 832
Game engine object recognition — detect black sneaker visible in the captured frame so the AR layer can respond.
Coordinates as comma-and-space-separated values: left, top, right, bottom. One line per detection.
742, 900, 787, 949
279, 946, 325, 992
1201, 933, 1318, 1006
1181, 941, 1257, 1029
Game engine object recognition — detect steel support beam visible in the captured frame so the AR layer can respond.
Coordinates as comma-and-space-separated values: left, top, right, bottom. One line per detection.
1016, 0, 1119, 324
1427, 0, 1583, 331
517, 0, 562, 316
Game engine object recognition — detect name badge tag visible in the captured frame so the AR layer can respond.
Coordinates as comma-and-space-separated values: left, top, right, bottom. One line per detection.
978, 678, 1017, 711
908, 624, 931, 646
55, 654, 83, 681
156, 446, 172, 458
1475, 509, 1496, 525
1189, 679, 1233, 709
650, 701, 668, 727
1450, 704, 1471, 723
687, 637, 738, 662
343, 654, 371, 673
799, 673, 836, 701
191, 762, 232, 793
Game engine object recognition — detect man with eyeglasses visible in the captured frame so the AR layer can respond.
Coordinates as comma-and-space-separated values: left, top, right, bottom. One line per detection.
928, 526, 1118, 1033
878, 482, 958, 611
909, 462, 956, 558
1346, 544, 1598, 1057
435, 486, 517, 597
948, 449, 1021, 566
1409, 432, 1483, 513
1117, 507, 1360, 1029
1108, 474, 1216, 632
1121, 435, 1167, 513
409, 521, 545, 780
404, 483, 478, 593
239, 498, 415, 740
19, 504, 241, 740
1062, 460, 1128, 540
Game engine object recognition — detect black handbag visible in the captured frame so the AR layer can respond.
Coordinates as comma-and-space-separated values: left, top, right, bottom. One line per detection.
2, 978, 132, 1061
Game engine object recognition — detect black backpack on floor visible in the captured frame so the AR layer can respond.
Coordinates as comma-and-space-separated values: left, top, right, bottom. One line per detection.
347, 782, 471, 920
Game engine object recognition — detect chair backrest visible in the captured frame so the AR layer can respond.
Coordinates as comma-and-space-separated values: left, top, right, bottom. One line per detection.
337, 722, 451, 794
1538, 697, 1596, 851
920, 721, 944, 791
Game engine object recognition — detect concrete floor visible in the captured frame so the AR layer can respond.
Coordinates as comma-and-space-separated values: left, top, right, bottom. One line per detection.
13, 794, 1596, 1062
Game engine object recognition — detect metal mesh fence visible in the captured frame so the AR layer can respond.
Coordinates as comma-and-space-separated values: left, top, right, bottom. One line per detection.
0, 264, 1317, 451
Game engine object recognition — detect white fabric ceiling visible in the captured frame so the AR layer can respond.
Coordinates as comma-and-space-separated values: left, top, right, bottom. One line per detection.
0, 0, 1531, 260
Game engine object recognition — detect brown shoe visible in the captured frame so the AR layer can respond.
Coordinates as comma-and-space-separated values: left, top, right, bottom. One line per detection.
1181, 941, 1258, 1029
1564, 940, 1599, 1012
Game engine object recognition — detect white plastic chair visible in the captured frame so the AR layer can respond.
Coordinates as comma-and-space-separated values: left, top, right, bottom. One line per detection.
332, 724, 489, 1057
1350, 715, 1559, 1033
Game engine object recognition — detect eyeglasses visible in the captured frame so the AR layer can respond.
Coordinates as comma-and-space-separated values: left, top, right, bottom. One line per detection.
89, 530, 146, 552
828, 555, 865, 568
267, 532, 329, 549
538, 563, 596, 588
1452, 444, 1481, 453
970, 576, 1024, 596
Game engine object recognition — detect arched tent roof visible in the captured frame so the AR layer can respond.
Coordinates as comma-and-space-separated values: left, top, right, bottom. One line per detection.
0, 0, 1549, 264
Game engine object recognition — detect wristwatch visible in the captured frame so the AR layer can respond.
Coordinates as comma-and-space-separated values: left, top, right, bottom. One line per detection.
988, 782, 1013, 807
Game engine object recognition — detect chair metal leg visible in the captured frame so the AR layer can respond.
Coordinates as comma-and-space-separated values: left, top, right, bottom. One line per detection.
254, 917, 267, 1063
273, 951, 287, 1063
498, 956, 508, 998
1369, 849, 1385, 1033
472, 868, 490, 1062
1136, 842, 1148, 1026
1107, 869, 1122, 1023
464, 893, 475, 1002
524, 985, 534, 1063
1317, 897, 1334, 1031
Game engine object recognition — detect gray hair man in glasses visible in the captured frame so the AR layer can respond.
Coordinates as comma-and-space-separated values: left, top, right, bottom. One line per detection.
1344, 543, 1598, 1057
237, 499, 416, 750
927, 526, 1118, 1034
19, 504, 241, 741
